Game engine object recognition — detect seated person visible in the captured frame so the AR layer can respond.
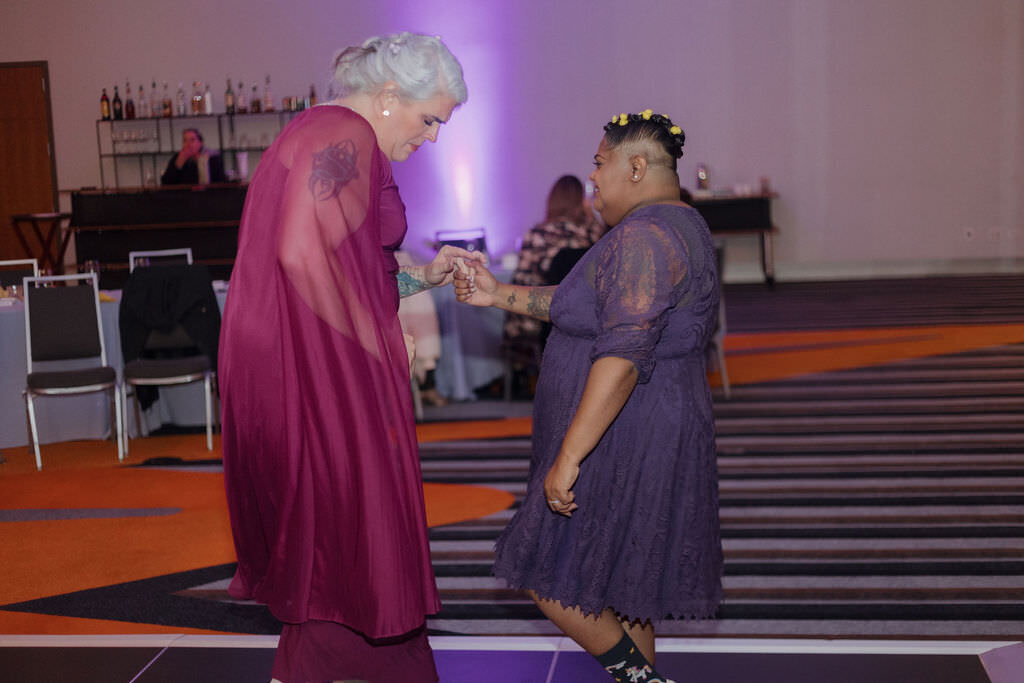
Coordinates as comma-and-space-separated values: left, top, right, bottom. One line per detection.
161, 128, 227, 185
503, 175, 605, 396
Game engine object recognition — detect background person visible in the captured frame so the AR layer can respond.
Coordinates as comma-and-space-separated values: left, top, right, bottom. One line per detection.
503, 174, 604, 396
219, 32, 477, 683
160, 128, 227, 185
455, 109, 722, 683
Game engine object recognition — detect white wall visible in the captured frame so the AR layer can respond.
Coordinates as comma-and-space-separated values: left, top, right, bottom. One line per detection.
2, 0, 1021, 280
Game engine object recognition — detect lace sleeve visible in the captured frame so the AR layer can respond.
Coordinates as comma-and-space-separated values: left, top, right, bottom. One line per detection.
590, 216, 689, 383
276, 112, 384, 358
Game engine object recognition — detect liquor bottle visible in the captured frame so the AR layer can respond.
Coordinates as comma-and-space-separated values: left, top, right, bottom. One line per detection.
175, 82, 186, 116
137, 83, 149, 118
125, 81, 135, 119
112, 85, 123, 120
150, 79, 159, 118
308, 84, 318, 108
202, 83, 213, 115
191, 81, 203, 115
250, 84, 261, 113
161, 82, 173, 118
100, 88, 111, 120
236, 81, 248, 114
224, 78, 235, 114
263, 74, 274, 111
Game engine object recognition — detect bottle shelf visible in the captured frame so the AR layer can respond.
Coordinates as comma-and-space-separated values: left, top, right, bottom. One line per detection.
96, 111, 295, 188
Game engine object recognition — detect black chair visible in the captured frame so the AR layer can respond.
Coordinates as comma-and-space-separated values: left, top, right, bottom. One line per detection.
119, 263, 220, 453
23, 273, 124, 470
544, 247, 589, 286
0, 258, 38, 288
128, 248, 193, 272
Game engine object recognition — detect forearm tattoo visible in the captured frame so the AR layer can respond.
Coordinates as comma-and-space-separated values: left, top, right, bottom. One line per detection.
506, 292, 517, 307
308, 140, 359, 200
526, 288, 551, 320
397, 269, 430, 298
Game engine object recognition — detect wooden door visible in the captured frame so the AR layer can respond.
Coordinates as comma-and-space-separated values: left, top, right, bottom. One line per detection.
0, 62, 58, 260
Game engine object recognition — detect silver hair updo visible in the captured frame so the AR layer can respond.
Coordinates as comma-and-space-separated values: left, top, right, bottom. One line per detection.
331, 32, 467, 104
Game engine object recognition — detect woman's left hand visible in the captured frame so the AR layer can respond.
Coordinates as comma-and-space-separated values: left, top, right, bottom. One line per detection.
425, 245, 487, 287
544, 456, 580, 517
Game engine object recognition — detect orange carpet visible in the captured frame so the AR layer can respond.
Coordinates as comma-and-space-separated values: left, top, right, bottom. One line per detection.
0, 436, 513, 634
721, 323, 1024, 386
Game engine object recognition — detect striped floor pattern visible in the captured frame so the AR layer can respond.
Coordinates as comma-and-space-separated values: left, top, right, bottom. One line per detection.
421, 341, 1024, 639
723, 275, 1024, 332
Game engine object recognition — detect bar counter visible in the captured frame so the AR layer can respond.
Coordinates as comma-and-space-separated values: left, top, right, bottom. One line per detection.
71, 184, 247, 288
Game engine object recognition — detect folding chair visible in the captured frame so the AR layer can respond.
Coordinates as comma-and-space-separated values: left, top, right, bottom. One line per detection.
0, 258, 39, 288
128, 248, 193, 273
23, 273, 124, 470
119, 263, 219, 453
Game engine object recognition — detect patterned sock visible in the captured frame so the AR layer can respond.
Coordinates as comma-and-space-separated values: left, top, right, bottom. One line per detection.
594, 631, 673, 683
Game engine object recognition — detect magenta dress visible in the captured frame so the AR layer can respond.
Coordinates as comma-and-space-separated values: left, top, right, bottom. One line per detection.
493, 204, 724, 622
219, 106, 439, 681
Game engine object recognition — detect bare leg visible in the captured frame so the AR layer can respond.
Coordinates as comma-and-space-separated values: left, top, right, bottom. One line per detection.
527, 590, 624, 656
621, 619, 655, 664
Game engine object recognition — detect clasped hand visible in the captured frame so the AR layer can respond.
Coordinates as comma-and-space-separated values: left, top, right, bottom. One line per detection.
452, 258, 499, 307
426, 245, 487, 288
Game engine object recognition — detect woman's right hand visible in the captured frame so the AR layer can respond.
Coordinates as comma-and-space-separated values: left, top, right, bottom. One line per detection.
454, 259, 499, 307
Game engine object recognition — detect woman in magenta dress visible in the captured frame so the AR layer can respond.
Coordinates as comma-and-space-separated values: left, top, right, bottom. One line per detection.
219, 33, 476, 682
456, 111, 723, 683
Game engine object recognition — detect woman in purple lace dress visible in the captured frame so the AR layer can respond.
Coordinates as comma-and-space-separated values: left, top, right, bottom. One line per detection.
456, 111, 722, 683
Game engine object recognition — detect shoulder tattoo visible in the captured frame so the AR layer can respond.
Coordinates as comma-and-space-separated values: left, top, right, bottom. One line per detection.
309, 140, 359, 200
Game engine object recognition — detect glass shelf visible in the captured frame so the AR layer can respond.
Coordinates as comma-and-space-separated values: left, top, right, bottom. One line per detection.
96, 111, 294, 188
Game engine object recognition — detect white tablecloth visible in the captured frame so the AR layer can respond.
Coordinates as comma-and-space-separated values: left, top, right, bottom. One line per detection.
0, 272, 512, 448
429, 268, 511, 402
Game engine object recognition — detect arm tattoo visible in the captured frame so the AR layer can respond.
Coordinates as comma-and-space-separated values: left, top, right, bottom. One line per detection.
506, 293, 517, 307
397, 270, 430, 298
308, 140, 359, 200
526, 289, 551, 320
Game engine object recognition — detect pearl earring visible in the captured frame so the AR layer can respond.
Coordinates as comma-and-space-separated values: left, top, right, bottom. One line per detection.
382, 109, 391, 117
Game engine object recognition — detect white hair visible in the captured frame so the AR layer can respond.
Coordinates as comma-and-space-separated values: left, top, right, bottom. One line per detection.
331, 32, 467, 104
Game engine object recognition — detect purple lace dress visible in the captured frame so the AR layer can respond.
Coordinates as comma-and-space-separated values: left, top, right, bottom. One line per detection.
493, 204, 724, 621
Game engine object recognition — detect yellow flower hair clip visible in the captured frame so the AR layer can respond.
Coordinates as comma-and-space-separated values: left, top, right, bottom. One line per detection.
610, 114, 619, 124
618, 113, 628, 126
641, 109, 653, 120
669, 125, 682, 135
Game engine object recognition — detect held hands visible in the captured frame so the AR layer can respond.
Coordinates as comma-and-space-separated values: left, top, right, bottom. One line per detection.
544, 455, 580, 517
425, 245, 487, 288
453, 258, 499, 307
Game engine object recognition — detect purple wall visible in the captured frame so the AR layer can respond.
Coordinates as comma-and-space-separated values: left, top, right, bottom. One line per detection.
2, 0, 1021, 277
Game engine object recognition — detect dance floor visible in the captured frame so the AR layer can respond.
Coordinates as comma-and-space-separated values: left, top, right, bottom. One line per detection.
2, 275, 1024, 681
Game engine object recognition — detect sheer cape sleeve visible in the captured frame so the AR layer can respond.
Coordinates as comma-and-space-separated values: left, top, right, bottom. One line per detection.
275, 109, 399, 364
590, 213, 690, 383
